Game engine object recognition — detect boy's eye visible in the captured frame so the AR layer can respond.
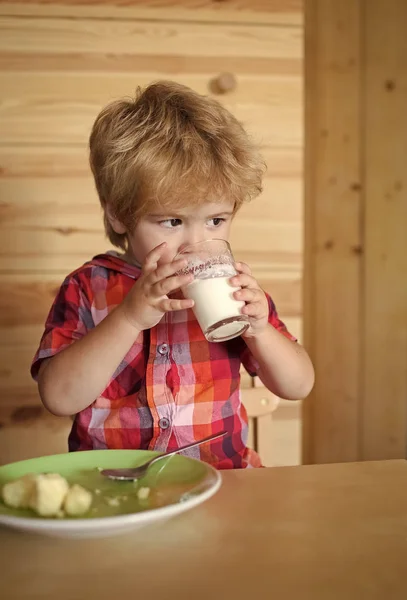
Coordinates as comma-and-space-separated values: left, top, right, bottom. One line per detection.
208, 217, 225, 227
160, 218, 182, 228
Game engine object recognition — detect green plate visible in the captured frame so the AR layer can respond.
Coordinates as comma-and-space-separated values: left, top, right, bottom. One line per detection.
0, 450, 221, 538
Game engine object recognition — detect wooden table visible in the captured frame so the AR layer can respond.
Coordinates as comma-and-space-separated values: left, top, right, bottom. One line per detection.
2, 460, 407, 600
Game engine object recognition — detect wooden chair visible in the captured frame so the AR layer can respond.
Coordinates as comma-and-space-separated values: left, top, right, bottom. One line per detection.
242, 379, 280, 455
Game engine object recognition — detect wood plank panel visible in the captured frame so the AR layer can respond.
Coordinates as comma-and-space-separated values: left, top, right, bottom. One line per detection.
1, 324, 50, 347
231, 222, 301, 253
0, 2, 303, 26
0, 52, 301, 76
0, 275, 65, 327
0, 345, 37, 392
0, 73, 302, 147
0, 16, 302, 59
0, 419, 71, 466
361, 0, 407, 460
278, 316, 301, 341
0, 227, 106, 261
302, 0, 363, 464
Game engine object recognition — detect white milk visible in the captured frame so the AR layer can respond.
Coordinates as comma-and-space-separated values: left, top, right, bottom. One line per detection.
183, 276, 248, 341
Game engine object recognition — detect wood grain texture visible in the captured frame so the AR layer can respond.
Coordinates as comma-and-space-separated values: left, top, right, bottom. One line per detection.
303, 0, 362, 463
303, 0, 407, 464
0, 52, 301, 76
0, 16, 302, 58
0, 1, 303, 26
1, 0, 301, 10
361, 0, 407, 460
3, 461, 407, 599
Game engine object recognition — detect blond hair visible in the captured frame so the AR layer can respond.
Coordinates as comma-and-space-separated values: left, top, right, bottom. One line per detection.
89, 80, 265, 249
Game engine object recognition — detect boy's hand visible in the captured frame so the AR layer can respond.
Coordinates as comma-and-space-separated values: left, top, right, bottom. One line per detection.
231, 262, 269, 338
121, 243, 194, 331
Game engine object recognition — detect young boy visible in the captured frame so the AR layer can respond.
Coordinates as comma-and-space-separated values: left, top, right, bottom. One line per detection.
31, 81, 314, 469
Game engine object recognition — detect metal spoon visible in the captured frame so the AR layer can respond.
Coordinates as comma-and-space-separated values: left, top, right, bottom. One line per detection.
100, 431, 228, 481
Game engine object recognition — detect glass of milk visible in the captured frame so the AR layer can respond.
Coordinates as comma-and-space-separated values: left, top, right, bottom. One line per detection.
176, 239, 250, 342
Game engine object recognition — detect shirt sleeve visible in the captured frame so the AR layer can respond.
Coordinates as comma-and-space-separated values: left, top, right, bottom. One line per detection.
31, 273, 94, 381
239, 292, 297, 377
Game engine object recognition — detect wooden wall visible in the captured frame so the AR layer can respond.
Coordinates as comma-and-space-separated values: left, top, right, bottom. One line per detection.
0, 1, 303, 464
303, 0, 407, 463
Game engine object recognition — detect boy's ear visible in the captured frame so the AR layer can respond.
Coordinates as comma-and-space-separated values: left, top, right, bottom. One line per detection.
105, 205, 127, 234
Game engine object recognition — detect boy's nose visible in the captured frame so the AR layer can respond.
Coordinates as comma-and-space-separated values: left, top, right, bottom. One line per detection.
178, 236, 207, 253
178, 242, 196, 253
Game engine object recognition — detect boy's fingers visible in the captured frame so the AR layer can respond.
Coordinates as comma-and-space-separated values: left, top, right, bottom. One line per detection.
235, 261, 252, 276
142, 243, 168, 274
158, 298, 194, 312
242, 301, 264, 317
230, 273, 259, 289
234, 288, 257, 302
152, 273, 193, 297
148, 258, 188, 284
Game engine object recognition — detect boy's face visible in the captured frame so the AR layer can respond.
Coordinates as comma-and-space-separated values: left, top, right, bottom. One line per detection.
121, 199, 236, 266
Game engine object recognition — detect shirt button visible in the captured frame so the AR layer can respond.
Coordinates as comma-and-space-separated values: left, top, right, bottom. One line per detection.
157, 343, 169, 356
159, 417, 170, 430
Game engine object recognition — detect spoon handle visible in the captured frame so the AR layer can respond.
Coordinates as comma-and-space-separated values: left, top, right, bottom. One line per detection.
150, 430, 227, 464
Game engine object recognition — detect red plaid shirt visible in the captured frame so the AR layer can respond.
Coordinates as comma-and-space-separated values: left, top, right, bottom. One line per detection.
31, 253, 296, 469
